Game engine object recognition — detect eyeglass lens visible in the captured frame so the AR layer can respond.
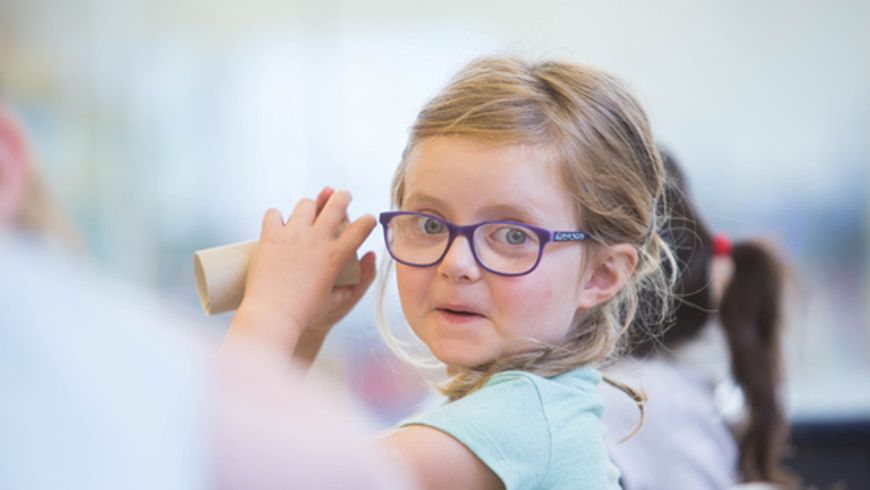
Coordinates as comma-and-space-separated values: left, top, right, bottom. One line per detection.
385, 214, 542, 275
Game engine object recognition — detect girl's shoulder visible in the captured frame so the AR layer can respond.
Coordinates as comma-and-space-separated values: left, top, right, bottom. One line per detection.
399, 366, 618, 489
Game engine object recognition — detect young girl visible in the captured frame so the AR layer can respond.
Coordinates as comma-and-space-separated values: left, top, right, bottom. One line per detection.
601, 152, 798, 489
226, 55, 673, 489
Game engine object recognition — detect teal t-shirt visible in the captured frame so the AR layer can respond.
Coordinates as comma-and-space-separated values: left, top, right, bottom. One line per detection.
400, 367, 621, 489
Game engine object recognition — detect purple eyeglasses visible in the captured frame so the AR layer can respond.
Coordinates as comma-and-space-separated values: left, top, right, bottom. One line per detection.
379, 211, 589, 277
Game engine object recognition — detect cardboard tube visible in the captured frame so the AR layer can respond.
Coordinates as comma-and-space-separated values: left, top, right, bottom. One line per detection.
194, 239, 361, 316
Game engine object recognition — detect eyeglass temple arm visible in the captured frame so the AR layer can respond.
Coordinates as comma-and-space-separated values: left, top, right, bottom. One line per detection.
552, 231, 588, 242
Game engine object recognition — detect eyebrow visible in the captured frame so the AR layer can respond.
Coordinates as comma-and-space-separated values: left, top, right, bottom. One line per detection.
401, 192, 447, 210
402, 192, 550, 225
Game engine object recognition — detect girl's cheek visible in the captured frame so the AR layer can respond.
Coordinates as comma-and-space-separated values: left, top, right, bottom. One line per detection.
397, 267, 425, 293
498, 277, 577, 342
396, 268, 430, 317
499, 279, 553, 319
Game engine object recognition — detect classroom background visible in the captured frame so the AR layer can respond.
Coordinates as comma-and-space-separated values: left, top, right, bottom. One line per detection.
1, 0, 868, 485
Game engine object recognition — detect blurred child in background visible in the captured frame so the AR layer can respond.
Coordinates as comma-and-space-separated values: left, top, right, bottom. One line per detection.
601, 150, 799, 489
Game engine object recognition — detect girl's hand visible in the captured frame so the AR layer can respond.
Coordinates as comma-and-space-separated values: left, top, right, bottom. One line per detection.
226, 188, 377, 358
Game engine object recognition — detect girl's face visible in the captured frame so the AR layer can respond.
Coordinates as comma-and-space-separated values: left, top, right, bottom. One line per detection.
396, 137, 594, 371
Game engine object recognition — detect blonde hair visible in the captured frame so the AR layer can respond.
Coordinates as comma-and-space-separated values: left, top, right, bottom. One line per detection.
377, 56, 674, 409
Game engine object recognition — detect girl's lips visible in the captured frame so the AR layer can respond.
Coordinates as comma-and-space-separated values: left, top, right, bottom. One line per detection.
435, 305, 486, 320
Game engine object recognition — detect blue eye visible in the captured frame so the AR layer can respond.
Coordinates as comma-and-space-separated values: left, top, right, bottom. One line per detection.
417, 217, 446, 235
494, 226, 530, 245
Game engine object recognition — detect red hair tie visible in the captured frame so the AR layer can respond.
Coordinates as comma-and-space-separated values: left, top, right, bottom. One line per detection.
712, 233, 733, 257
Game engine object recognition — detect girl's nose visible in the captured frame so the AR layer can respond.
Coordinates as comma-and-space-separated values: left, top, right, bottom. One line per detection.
438, 235, 482, 282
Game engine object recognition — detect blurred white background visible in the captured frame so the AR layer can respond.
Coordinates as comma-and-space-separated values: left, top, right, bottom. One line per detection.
1, 0, 867, 424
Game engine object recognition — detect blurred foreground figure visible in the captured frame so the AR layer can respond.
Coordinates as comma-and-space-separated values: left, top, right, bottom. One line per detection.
600, 151, 800, 490
0, 100, 413, 489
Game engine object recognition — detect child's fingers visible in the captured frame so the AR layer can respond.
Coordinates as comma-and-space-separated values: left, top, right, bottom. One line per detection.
356, 251, 377, 291
261, 208, 285, 236
315, 187, 335, 215
315, 189, 353, 233
336, 214, 377, 254
286, 198, 317, 228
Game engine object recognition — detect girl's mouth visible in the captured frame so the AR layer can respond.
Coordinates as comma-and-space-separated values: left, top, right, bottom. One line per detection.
436, 306, 484, 318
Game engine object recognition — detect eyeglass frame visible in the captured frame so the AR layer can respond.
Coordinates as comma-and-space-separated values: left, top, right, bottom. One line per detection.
378, 211, 590, 277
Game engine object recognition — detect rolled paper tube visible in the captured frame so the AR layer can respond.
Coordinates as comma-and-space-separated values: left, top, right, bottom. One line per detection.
194, 237, 361, 316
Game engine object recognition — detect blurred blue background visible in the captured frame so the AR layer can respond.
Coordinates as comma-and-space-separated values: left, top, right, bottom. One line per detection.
1, 0, 867, 428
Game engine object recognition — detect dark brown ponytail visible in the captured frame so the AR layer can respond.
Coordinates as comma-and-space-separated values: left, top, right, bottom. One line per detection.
720, 240, 797, 487
628, 150, 800, 487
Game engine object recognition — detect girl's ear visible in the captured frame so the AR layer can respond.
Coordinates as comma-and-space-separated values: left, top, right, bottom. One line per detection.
0, 106, 30, 225
578, 243, 638, 309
